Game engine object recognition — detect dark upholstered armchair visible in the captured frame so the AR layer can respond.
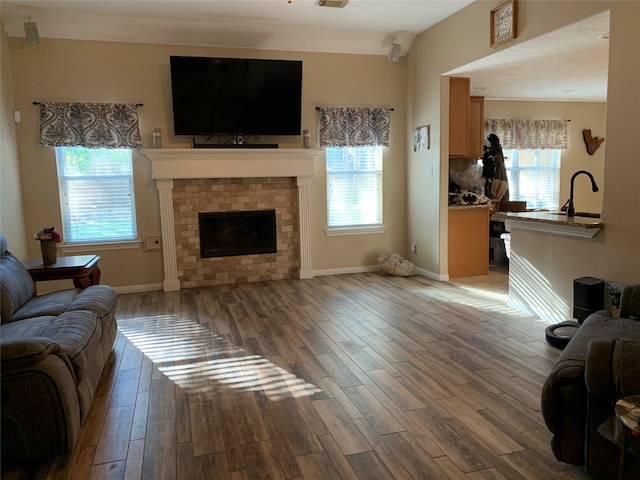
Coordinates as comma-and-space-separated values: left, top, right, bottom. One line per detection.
541, 285, 640, 480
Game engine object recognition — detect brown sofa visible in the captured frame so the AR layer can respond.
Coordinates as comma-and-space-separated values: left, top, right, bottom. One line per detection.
541, 285, 640, 479
0, 233, 118, 465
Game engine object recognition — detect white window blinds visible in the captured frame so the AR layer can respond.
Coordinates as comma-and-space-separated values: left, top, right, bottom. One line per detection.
326, 146, 382, 227
55, 147, 138, 243
504, 149, 561, 210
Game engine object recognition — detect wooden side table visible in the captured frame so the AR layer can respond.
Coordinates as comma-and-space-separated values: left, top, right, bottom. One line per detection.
22, 255, 101, 289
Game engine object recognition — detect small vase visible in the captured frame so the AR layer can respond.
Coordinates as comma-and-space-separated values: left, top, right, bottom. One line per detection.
40, 239, 57, 264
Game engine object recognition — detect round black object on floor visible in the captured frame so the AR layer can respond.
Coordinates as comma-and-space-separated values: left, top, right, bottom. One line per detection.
545, 321, 580, 349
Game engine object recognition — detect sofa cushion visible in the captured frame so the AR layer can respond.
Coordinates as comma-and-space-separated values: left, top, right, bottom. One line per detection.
1, 316, 58, 339
1, 252, 37, 324
10, 289, 81, 322
43, 311, 102, 384
66, 285, 117, 346
67, 285, 117, 320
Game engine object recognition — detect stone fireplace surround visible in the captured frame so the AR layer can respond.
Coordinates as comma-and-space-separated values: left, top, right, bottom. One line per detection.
174, 178, 297, 288
144, 148, 322, 292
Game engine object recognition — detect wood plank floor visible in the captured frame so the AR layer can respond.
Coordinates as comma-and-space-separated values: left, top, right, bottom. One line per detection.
2, 270, 590, 479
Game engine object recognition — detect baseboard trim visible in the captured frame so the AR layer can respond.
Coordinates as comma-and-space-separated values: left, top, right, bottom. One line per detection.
112, 266, 447, 293
416, 267, 448, 281
299, 268, 314, 279
313, 266, 380, 277
113, 283, 163, 294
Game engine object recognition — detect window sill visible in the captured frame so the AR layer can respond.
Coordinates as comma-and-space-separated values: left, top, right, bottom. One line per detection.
324, 225, 387, 236
59, 240, 142, 254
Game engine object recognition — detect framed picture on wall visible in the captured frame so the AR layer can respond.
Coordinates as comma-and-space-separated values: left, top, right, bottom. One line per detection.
490, 0, 517, 47
414, 125, 430, 151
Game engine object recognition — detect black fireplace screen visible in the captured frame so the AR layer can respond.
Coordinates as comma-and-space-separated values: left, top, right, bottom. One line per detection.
199, 210, 277, 258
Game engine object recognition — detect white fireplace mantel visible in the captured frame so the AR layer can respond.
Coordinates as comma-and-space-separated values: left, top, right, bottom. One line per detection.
145, 148, 320, 180
143, 148, 322, 291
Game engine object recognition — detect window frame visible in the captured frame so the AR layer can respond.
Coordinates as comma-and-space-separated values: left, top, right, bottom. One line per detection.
324, 146, 386, 236
54, 146, 141, 251
503, 148, 562, 210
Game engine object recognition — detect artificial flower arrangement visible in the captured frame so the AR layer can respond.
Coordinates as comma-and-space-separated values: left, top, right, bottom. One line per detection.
34, 227, 62, 243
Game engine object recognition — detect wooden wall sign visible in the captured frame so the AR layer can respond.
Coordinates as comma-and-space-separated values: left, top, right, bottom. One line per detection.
490, 0, 518, 47
583, 129, 605, 155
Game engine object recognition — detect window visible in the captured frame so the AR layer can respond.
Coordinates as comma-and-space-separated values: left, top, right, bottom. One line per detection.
55, 147, 137, 244
503, 149, 561, 210
326, 146, 382, 228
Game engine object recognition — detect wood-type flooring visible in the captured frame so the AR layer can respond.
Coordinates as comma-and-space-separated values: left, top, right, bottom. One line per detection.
2, 270, 590, 479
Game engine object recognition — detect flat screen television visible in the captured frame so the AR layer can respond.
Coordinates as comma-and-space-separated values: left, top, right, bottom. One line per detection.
169, 56, 302, 136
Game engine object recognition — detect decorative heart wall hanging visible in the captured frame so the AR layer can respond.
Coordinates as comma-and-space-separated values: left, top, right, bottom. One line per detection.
583, 129, 605, 155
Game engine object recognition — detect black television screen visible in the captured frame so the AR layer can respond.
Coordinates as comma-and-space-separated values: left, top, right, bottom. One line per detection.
169, 56, 302, 136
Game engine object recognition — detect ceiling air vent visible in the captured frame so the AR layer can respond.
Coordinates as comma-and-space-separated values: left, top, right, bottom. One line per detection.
315, 0, 349, 8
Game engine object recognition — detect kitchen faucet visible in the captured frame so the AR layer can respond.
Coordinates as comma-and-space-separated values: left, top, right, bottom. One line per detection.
563, 170, 599, 217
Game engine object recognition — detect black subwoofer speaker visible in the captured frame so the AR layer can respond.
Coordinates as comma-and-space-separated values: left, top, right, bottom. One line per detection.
573, 276, 604, 323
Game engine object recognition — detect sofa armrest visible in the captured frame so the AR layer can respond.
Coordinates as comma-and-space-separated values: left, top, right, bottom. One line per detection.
584, 338, 616, 400
619, 284, 640, 319
586, 338, 640, 400
541, 358, 590, 465
584, 337, 640, 478
542, 360, 589, 432
1, 337, 76, 382
3, 336, 59, 361
1, 337, 80, 463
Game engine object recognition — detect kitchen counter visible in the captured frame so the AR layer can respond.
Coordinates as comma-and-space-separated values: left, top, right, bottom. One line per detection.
493, 211, 603, 238
449, 204, 492, 210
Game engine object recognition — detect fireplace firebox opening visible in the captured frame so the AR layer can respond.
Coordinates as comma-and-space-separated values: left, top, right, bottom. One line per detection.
199, 210, 277, 258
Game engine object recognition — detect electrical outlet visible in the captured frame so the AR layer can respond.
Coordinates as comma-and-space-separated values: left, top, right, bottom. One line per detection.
411, 242, 417, 253
143, 233, 161, 251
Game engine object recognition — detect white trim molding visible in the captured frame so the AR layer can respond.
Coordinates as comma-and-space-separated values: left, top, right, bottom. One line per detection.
505, 219, 602, 238
59, 240, 141, 254
143, 148, 322, 291
324, 225, 387, 236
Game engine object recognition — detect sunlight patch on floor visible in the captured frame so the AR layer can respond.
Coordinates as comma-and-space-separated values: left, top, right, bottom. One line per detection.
508, 253, 570, 323
118, 315, 322, 400
420, 279, 528, 316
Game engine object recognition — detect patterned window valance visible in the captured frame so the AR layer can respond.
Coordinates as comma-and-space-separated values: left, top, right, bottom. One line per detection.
484, 118, 567, 150
318, 106, 391, 148
38, 102, 143, 149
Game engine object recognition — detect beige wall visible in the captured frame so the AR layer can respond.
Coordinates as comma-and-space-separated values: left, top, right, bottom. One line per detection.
1, 25, 28, 256
407, 0, 617, 278
6, 39, 407, 289
408, 0, 639, 318
509, 1, 640, 321
305, 54, 408, 273
484, 100, 607, 214
6, 1, 637, 308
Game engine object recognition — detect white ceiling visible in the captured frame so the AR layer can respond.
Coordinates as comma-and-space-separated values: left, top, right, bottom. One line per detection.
1, 1, 609, 101
0, 0, 476, 55
447, 10, 610, 102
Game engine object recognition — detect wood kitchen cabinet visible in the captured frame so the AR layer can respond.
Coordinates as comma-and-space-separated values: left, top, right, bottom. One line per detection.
468, 96, 485, 158
449, 77, 470, 156
449, 77, 484, 158
448, 206, 490, 278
